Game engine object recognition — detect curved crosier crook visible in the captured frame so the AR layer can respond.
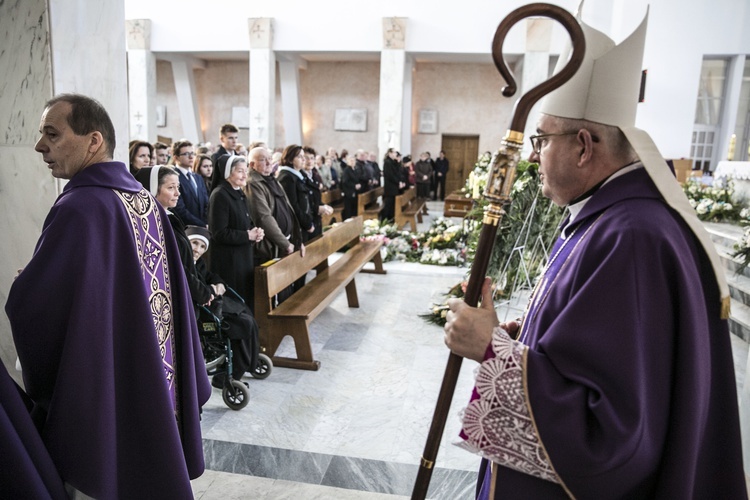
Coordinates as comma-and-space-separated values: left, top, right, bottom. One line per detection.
492, 3, 586, 134
411, 5, 586, 500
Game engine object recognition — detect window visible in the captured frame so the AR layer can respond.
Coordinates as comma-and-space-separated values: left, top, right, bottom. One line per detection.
692, 59, 728, 172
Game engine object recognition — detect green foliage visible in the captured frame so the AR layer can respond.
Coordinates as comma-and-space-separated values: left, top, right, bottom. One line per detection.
421, 157, 563, 326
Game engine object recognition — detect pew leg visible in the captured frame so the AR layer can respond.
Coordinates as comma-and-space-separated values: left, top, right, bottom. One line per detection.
345, 278, 360, 308
361, 247, 387, 275
268, 317, 320, 371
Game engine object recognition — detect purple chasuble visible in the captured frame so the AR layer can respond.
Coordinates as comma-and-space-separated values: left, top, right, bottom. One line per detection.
460, 168, 746, 499
6, 162, 211, 498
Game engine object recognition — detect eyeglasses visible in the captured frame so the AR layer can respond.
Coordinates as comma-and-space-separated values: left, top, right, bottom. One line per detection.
178, 152, 195, 157
528, 131, 599, 154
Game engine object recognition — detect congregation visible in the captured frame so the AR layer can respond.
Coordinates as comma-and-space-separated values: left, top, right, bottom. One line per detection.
125, 123, 451, 388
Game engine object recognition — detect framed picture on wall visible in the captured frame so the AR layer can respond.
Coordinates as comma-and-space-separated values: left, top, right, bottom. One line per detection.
334, 108, 368, 132
419, 109, 438, 134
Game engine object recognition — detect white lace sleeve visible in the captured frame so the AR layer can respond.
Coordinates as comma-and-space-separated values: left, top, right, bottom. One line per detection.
455, 326, 559, 483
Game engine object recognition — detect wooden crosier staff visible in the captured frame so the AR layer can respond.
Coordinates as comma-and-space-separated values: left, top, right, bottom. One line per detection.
410, 4, 585, 499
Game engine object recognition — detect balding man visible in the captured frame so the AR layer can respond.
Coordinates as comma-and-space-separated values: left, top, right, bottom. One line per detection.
246, 147, 303, 264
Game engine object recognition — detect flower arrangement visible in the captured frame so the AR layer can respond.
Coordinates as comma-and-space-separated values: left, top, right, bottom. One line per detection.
463, 152, 493, 199
683, 178, 740, 222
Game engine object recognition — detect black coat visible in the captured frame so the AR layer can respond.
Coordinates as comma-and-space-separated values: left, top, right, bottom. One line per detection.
383, 157, 402, 197
278, 168, 314, 233
304, 174, 323, 237
208, 181, 255, 307
168, 213, 215, 307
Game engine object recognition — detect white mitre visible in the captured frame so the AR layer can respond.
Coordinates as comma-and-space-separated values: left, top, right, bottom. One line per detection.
540, 11, 730, 317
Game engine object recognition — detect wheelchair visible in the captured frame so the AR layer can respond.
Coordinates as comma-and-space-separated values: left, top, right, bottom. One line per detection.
197, 288, 272, 410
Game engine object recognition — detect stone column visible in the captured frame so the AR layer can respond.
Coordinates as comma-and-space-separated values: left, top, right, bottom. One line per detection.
521, 18, 552, 152
163, 55, 205, 144
249, 18, 276, 148
400, 56, 414, 157
278, 57, 304, 146
0, 0, 127, 378
378, 17, 407, 160
126, 20, 157, 142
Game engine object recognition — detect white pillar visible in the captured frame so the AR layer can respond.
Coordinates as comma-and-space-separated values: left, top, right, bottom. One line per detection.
401, 56, 414, 156
378, 17, 407, 161
249, 18, 276, 148
126, 19, 157, 142
0, 0, 127, 378
278, 58, 304, 146
168, 56, 203, 143
522, 18, 552, 153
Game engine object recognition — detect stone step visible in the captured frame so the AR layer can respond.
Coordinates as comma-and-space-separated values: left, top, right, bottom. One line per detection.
704, 222, 750, 280
703, 222, 750, 343
730, 298, 750, 342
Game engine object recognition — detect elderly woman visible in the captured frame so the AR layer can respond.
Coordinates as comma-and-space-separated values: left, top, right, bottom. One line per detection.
186, 226, 257, 387
209, 155, 264, 309
128, 140, 153, 176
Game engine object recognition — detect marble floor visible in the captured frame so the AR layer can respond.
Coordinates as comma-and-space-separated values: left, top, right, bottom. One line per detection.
192, 201, 749, 499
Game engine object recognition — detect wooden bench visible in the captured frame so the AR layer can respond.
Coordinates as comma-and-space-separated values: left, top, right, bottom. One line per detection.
321, 188, 344, 226
356, 186, 384, 221
254, 216, 386, 371
394, 187, 428, 232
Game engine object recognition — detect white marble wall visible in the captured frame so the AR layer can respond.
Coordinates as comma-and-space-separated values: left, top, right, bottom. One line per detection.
0, 0, 128, 380
0, 0, 56, 378
48, 0, 129, 161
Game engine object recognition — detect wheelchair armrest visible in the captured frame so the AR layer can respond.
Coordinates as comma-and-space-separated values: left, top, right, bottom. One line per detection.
224, 286, 245, 305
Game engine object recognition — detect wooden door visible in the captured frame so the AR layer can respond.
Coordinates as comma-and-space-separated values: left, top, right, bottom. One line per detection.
441, 135, 480, 195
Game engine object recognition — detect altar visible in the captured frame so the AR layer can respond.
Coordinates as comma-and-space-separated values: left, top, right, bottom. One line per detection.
714, 161, 750, 202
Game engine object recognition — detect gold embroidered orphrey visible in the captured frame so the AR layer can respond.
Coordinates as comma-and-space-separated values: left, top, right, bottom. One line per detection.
115, 189, 178, 396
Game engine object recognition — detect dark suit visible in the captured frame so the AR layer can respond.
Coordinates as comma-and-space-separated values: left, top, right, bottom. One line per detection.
174, 168, 209, 226
380, 157, 401, 222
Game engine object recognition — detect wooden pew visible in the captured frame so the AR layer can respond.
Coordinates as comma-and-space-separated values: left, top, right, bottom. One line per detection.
394, 187, 428, 232
321, 188, 344, 226
254, 216, 386, 370
356, 186, 384, 221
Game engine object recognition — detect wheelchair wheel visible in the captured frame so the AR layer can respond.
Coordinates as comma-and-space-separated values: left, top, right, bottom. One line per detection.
222, 379, 249, 411
205, 352, 226, 374
251, 353, 273, 380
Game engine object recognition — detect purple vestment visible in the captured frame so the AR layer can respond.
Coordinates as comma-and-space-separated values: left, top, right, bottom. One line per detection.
0, 362, 66, 499
6, 162, 211, 498
459, 168, 746, 498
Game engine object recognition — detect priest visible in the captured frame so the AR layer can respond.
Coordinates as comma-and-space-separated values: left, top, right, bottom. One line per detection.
444, 11, 747, 499
6, 94, 210, 498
